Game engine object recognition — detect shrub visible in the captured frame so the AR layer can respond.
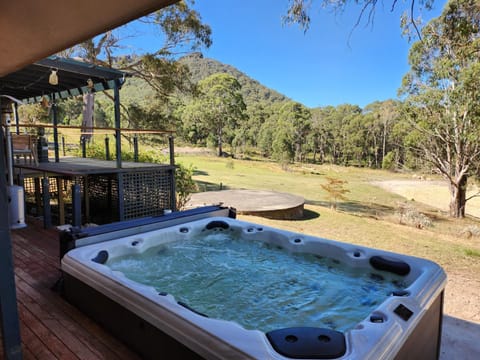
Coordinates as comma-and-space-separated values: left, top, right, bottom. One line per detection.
460, 225, 480, 238
321, 177, 350, 210
175, 163, 198, 210
396, 202, 432, 229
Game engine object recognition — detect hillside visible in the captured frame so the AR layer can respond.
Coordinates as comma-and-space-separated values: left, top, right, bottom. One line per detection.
179, 52, 290, 107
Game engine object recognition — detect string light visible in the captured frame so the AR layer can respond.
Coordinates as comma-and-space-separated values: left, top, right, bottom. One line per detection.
49, 69, 58, 85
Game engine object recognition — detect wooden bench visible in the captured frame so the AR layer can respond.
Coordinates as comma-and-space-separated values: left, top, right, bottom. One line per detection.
12, 134, 38, 165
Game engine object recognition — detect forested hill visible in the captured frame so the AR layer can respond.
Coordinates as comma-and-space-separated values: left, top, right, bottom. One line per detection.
179, 52, 290, 106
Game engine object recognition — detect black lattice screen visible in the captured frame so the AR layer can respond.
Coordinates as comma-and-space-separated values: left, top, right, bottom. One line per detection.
22, 166, 175, 225
121, 168, 174, 220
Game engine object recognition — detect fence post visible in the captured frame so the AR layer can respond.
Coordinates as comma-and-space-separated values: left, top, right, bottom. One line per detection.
133, 135, 139, 162
80, 137, 86, 158
105, 136, 110, 160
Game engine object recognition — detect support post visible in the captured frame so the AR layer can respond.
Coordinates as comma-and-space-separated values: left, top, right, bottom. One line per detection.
117, 173, 125, 221
133, 135, 138, 162
170, 168, 177, 212
105, 136, 110, 160
169, 135, 175, 167
56, 178, 65, 225
168, 135, 176, 211
13, 102, 19, 135
114, 80, 122, 169
72, 183, 82, 228
0, 105, 23, 360
52, 94, 59, 162
42, 176, 51, 229
81, 137, 86, 158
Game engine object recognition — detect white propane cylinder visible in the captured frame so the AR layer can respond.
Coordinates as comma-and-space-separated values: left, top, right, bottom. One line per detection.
8, 185, 27, 229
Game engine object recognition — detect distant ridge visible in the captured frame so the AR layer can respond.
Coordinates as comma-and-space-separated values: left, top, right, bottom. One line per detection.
179, 52, 290, 107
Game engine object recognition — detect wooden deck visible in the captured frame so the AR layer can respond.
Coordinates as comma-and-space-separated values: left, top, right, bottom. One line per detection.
1, 217, 141, 360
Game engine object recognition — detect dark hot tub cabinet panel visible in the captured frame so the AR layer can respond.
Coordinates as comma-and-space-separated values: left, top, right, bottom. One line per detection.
59, 207, 446, 360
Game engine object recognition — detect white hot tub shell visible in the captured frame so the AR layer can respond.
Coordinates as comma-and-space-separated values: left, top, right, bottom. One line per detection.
60, 210, 446, 360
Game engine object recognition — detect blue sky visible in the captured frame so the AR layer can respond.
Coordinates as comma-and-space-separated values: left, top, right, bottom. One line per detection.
126, 0, 447, 109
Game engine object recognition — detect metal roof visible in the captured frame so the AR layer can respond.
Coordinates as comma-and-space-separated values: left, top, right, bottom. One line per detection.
0, 56, 128, 104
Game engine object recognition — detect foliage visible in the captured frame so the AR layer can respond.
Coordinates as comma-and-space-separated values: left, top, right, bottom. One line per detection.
180, 73, 247, 156
283, 0, 436, 39
400, 0, 480, 218
460, 225, 480, 238
179, 53, 289, 108
382, 151, 397, 170
277, 102, 312, 162
175, 163, 198, 210
396, 202, 433, 229
18, 103, 50, 124
57, 0, 212, 132
320, 176, 350, 210
73, 141, 196, 210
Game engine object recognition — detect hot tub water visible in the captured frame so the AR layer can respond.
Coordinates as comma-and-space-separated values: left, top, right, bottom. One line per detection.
107, 230, 408, 333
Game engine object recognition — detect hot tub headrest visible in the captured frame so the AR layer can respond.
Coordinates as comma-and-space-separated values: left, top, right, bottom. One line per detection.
369, 255, 411, 276
205, 220, 230, 230
266, 327, 346, 359
91, 250, 109, 264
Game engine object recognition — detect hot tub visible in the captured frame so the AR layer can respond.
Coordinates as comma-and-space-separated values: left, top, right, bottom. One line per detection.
60, 208, 446, 359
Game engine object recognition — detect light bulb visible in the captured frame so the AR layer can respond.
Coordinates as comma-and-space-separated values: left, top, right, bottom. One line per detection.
49, 70, 58, 85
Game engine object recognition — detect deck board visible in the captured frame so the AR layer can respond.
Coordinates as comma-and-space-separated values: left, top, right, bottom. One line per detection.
1, 217, 141, 360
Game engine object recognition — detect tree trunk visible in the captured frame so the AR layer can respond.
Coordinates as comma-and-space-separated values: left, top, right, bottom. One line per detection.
217, 126, 223, 157
449, 175, 467, 218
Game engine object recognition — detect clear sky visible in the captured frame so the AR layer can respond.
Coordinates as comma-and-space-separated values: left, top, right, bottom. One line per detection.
191, 0, 448, 109
126, 0, 447, 109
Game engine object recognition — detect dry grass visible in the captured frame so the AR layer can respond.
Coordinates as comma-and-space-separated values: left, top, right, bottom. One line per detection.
177, 153, 480, 323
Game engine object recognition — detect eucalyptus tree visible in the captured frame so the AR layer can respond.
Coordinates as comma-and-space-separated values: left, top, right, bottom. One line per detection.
182, 73, 246, 156
363, 100, 402, 168
59, 0, 212, 126
233, 102, 273, 153
308, 107, 332, 164
324, 104, 363, 165
277, 101, 312, 162
400, 0, 480, 218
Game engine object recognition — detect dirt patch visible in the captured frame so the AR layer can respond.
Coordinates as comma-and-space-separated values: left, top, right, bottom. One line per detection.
174, 146, 215, 155
372, 179, 480, 329
372, 179, 480, 218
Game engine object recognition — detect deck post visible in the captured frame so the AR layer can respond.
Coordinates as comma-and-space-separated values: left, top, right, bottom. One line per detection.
42, 176, 52, 228
113, 80, 125, 221
0, 109, 23, 359
113, 80, 122, 169
105, 136, 110, 160
168, 135, 176, 211
169, 135, 175, 167
13, 102, 19, 135
81, 137, 87, 158
72, 182, 82, 227
52, 93, 59, 163
117, 173, 125, 221
133, 135, 138, 162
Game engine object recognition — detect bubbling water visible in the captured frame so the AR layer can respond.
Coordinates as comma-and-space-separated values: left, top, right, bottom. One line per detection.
107, 232, 406, 333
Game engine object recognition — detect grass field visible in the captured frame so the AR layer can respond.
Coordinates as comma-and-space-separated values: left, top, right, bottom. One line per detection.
176, 152, 480, 323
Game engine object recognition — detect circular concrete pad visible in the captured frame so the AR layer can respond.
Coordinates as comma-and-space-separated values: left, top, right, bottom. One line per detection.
187, 190, 304, 220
